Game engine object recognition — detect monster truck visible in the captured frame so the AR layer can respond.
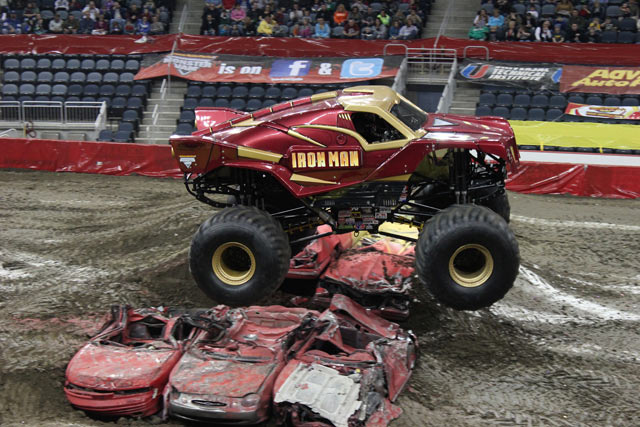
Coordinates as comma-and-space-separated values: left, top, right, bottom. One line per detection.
169, 86, 520, 310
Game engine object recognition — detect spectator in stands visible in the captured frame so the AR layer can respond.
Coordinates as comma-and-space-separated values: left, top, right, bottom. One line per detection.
69, 0, 83, 12
349, 5, 363, 23
299, 17, 312, 37
399, 17, 418, 39
408, 9, 422, 27
313, 16, 330, 38
568, 8, 586, 30
108, 2, 127, 28
590, 0, 606, 20
333, 4, 348, 26
473, 9, 489, 28
150, 15, 164, 34
229, 23, 242, 36
123, 18, 136, 34
469, 23, 488, 40
83, 1, 100, 21
535, 19, 553, 41
92, 14, 109, 34
343, 18, 360, 38
55, 0, 69, 11
503, 19, 518, 41
556, 0, 574, 17
552, 24, 565, 42
565, 22, 584, 42
231, 4, 246, 23
136, 14, 151, 34
32, 16, 46, 34
48, 13, 64, 33
388, 19, 401, 39
110, 20, 123, 34
257, 15, 274, 36
601, 17, 617, 31
517, 24, 532, 41
315, 3, 332, 22
372, 18, 387, 39
63, 13, 79, 33
589, 17, 601, 32
377, 9, 391, 27
201, 13, 216, 35
488, 9, 505, 28
585, 25, 601, 42
23, 2, 39, 20
523, 11, 537, 31
289, 3, 303, 23
243, 16, 256, 36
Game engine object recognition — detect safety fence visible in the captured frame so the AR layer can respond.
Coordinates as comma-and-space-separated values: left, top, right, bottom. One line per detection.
0, 101, 106, 128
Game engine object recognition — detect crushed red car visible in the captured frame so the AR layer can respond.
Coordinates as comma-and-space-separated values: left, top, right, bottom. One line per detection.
165, 304, 319, 424
290, 228, 416, 321
64, 306, 194, 417
273, 294, 417, 427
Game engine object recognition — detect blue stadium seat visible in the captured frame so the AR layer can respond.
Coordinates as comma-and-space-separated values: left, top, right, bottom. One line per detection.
586, 95, 603, 105
4, 58, 20, 71
475, 105, 492, 116
248, 86, 265, 99
103, 72, 119, 84
546, 108, 563, 121
531, 95, 549, 108
19, 83, 36, 96
262, 99, 277, 108
175, 123, 195, 135
622, 97, 640, 106
230, 98, 246, 110
66, 59, 81, 72
20, 58, 36, 71
36, 58, 51, 71
110, 97, 127, 117
183, 98, 198, 110
84, 84, 99, 97
51, 84, 68, 97
110, 59, 125, 71
606, 6, 622, 17
215, 98, 230, 108
122, 110, 139, 131
232, 86, 249, 98
87, 72, 103, 84
81, 59, 95, 72
492, 106, 510, 119
115, 85, 132, 97
3, 71, 19, 84
51, 58, 66, 71
548, 95, 567, 109
119, 73, 135, 84
478, 92, 496, 107
495, 93, 513, 107
125, 59, 140, 72
217, 86, 232, 98
186, 86, 202, 98
99, 84, 116, 97
53, 71, 70, 83
604, 96, 622, 106
127, 97, 143, 113
246, 98, 262, 111
567, 94, 585, 104
131, 84, 147, 98
618, 31, 635, 44
70, 72, 86, 83
264, 87, 281, 100
600, 30, 618, 43
97, 129, 114, 141
510, 107, 527, 121
512, 94, 531, 108
178, 110, 195, 124
527, 108, 545, 121
298, 87, 314, 97
282, 87, 298, 100
21, 71, 37, 83
36, 84, 52, 96
2, 84, 19, 97
201, 86, 216, 98
113, 130, 133, 143
96, 59, 111, 72
37, 71, 53, 83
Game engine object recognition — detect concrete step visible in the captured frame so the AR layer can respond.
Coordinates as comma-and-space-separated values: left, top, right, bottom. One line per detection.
449, 107, 476, 115
451, 101, 477, 109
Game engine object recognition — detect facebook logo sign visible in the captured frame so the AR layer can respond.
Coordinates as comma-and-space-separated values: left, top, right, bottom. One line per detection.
270, 60, 311, 77
340, 58, 383, 79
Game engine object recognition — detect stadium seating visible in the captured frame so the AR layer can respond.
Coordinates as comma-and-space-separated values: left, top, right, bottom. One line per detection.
475, 84, 640, 124
1, 54, 151, 142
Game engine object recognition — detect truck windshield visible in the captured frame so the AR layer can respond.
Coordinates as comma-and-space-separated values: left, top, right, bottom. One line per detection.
390, 100, 427, 131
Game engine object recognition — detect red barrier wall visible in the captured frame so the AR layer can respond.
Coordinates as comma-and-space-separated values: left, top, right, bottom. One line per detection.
1, 139, 638, 198
0, 139, 181, 178
2, 34, 640, 65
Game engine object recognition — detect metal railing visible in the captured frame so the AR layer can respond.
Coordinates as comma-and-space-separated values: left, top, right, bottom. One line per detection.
436, 61, 458, 113
0, 128, 18, 137
463, 45, 490, 61
0, 100, 106, 127
166, 3, 189, 95
433, 0, 456, 47
406, 48, 457, 76
392, 58, 409, 95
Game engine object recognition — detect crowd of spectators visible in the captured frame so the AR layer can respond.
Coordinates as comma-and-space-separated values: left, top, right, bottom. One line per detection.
200, 0, 432, 40
0, 0, 175, 35
470, 0, 640, 43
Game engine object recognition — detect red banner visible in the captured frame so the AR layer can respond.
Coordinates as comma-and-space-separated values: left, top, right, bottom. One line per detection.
560, 66, 640, 94
135, 52, 402, 83
565, 102, 640, 120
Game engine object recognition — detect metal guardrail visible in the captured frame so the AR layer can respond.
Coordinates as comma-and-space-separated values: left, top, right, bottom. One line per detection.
167, 3, 189, 94
433, 0, 456, 48
406, 48, 457, 76
436, 61, 458, 113
463, 45, 490, 61
0, 100, 105, 126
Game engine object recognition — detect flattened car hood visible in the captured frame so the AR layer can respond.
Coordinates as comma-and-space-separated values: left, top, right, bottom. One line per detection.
170, 352, 275, 398
66, 344, 176, 390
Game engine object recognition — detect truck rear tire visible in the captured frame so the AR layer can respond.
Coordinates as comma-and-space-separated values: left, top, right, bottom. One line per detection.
415, 204, 519, 310
478, 190, 511, 223
189, 206, 291, 306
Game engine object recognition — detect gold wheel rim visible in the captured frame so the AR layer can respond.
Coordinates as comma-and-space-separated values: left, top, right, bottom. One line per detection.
448, 244, 494, 288
211, 242, 256, 286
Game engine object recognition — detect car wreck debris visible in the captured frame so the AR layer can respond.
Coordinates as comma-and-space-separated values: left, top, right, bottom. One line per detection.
64, 296, 416, 426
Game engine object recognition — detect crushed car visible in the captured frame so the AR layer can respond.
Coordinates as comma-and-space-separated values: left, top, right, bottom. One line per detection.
165, 304, 319, 424
64, 306, 194, 417
171, 85, 520, 311
273, 294, 417, 427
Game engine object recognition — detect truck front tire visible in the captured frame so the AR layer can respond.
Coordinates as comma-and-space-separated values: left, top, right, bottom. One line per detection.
190, 206, 291, 305
416, 204, 519, 310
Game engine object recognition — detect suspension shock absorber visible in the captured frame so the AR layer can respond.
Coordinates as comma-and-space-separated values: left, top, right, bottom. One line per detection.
449, 149, 470, 204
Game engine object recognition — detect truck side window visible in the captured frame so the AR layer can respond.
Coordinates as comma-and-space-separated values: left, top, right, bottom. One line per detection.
351, 112, 404, 143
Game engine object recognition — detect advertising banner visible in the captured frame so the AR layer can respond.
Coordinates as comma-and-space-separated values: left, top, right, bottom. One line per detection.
560, 66, 640, 94
135, 52, 403, 83
564, 103, 640, 120
458, 60, 562, 89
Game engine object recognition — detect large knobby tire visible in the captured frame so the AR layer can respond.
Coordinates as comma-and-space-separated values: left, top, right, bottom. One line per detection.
189, 206, 291, 306
415, 204, 519, 310
477, 190, 511, 223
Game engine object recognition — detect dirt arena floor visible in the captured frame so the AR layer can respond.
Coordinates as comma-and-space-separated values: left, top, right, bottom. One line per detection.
0, 169, 638, 427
